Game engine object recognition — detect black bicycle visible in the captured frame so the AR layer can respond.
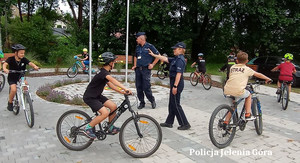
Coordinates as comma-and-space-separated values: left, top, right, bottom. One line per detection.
157, 62, 169, 80
276, 80, 290, 110
0, 72, 5, 92
209, 80, 267, 148
56, 93, 162, 158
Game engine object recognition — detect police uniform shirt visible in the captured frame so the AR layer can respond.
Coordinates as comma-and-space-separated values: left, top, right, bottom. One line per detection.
83, 68, 110, 99
5, 56, 30, 82
168, 54, 186, 78
135, 42, 159, 67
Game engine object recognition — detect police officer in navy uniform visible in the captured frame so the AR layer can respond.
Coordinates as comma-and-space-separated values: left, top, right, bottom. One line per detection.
148, 42, 191, 130
132, 32, 159, 109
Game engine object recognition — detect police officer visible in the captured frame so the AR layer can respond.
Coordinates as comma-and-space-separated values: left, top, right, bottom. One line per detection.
148, 42, 191, 130
131, 32, 159, 109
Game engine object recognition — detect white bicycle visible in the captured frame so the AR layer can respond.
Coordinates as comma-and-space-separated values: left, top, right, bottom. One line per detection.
8, 70, 35, 128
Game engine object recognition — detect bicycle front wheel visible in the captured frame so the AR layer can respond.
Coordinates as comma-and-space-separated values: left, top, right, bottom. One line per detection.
23, 92, 34, 128
281, 85, 289, 110
67, 64, 78, 78
202, 74, 212, 90
252, 98, 263, 135
119, 114, 162, 158
56, 110, 94, 151
0, 73, 5, 92
190, 72, 198, 86
209, 104, 237, 149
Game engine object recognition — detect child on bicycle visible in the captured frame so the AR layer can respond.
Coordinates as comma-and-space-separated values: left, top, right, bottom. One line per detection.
76, 48, 89, 70
271, 53, 296, 95
2, 44, 39, 111
191, 53, 206, 76
224, 51, 271, 121
82, 52, 132, 139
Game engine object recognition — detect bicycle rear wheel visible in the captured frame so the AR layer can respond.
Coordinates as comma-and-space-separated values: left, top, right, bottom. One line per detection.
252, 98, 263, 135
209, 104, 237, 149
13, 91, 20, 115
276, 91, 281, 103
190, 72, 198, 86
281, 85, 289, 110
157, 67, 166, 80
119, 114, 162, 158
0, 74, 5, 92
56, 110, 94, 151
202, 74, 212, 90
67, 64, 78, 78
23, 92, 34, 128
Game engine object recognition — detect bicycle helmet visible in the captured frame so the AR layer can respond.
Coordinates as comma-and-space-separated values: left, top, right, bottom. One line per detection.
98, 52, 117, 65
198, 53, 204, 57
0, 50, 4, 58
83, 48, 88, 52
284, 53, 293, 60
12, 44, 26, 52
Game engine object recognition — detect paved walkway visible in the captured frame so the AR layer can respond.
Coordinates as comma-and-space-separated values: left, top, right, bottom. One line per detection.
0, 70, 299, 163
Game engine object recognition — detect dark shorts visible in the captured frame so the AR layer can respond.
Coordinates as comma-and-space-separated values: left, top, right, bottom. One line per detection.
83, 95, 109, 112
279, 80, 293, 85
8, 80, 18, 85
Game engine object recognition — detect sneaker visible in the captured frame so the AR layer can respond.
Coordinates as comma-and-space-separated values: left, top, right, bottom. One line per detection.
7, 102, 13, 111
160, 123, 173, 128
82, 128, 97, 139
138, 103, 145, 109
108, 125, 120, 134
276, 88, 281, 94
178, 124, 191, 130
151, 101, 156, 109
245, 113, 256, 121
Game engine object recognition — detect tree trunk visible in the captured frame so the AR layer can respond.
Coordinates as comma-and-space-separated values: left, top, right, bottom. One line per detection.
67, 0, 77, 20
18, 0, 23, 22
77, 0, 83, 28
27, 0, 30, 21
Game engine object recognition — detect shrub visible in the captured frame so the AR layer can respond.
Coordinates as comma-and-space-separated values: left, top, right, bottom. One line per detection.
46, 90, 68, 103
70, 95, 85, 105
36, 85, 52, 97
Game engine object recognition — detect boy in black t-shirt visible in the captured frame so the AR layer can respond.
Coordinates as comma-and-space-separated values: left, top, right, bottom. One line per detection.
191, 53, 206, 76
76, 48, 89, 70
82, 52, 132, 139
2, 44, 39, 111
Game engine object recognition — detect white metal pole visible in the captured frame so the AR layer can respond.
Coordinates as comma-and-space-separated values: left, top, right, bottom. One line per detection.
125, 0, 130, 84
89, 0, 92, 82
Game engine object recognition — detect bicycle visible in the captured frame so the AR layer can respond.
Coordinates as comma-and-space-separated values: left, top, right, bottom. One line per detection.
0, 72, 5, 92
67, 56, 91, 78
56, 93, 162, 158
157, 62, 169, 80
209, 80, 267, 148
189, 65, 212, 90
276, 80, 290, 110
5, 69, 36, 128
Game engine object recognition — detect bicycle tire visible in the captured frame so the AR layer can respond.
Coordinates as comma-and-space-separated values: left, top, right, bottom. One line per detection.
56, 110, 94, 151
281, 85, 289, 110
13, 91, 20, 115
276, 91, 281, 103
209, 104, 237, 149
189, 72, 198, 86
0, 73, 5, 92
119, 114, 162, 158
23, 92, 34, 128
202, 74, 212, 90
67, 64, 78, 78
252, 98, 263, 135
157, 69, 166, 80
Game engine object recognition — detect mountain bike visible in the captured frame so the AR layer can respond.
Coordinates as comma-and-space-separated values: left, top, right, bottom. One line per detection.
6, 69, 36, 128
0, 72, 5, 92
67, 56, 92, 78
276, 81, 290, 110
157, 62, 169, 80
209, 80, 268, 148
56, 93, 162, 158
189, 66, 212, 90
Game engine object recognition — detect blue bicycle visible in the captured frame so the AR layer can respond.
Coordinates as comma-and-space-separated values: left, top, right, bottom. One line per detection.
209, 80, 267, 148
67, 56, 90, 78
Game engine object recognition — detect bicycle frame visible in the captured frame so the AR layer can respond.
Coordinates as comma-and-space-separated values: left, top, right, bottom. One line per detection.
75, 94, 143, 139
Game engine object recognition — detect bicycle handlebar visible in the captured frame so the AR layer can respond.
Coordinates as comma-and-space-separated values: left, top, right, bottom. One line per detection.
2, 69, 39, 74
